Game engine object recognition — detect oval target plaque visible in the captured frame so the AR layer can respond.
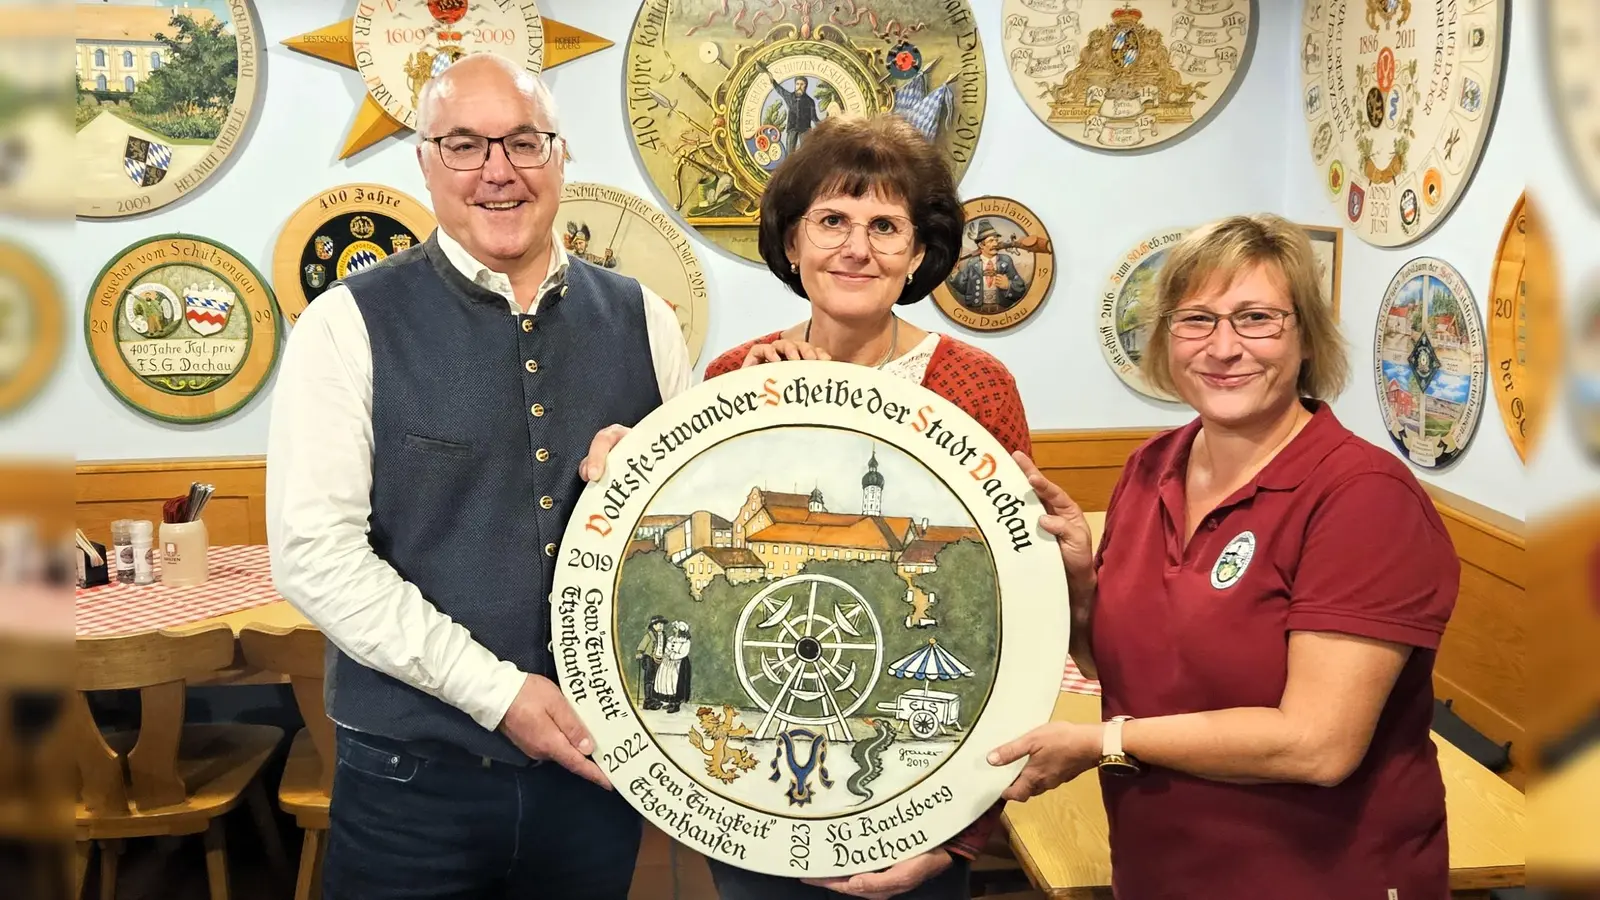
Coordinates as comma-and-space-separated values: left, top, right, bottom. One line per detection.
86, 234, 279, 423
1373, 257, 1486, 469
1098, 228, 1187, 402
1301, 0, 1507, 247
1488, 193, 1556, 462
932, 196, 1055, 332
559, 182, 710, 365
552, 361, 1068, 876
1002, 0, 1254, 151
272, 183, 436, 326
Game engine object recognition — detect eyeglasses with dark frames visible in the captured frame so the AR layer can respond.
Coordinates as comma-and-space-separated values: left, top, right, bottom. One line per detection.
1163, 307, 1296, 339
799, 210, 915, 254
423, 130, 560, 170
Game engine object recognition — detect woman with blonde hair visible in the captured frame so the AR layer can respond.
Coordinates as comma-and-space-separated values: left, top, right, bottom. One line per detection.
990, 213, 1458, 899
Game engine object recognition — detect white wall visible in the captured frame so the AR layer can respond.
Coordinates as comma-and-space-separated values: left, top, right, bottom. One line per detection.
27, 0, 1592, 521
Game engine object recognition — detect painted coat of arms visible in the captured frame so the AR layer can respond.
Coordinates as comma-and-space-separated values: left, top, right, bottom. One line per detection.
1002, 0, 1252, 150
624, 0, 987, 262
553, 361, 1067, 875
86, 235, 279, 423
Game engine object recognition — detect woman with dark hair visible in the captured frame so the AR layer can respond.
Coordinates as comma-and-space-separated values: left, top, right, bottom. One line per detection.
705, 113, 1030, 456
698, 113, 1026, 900
581, 112, 1027, 900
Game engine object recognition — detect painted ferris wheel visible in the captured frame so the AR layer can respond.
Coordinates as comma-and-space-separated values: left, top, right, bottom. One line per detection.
735, 574, 885, 741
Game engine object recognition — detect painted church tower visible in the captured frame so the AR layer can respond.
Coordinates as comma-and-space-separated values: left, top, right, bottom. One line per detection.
861, 450, 884, 516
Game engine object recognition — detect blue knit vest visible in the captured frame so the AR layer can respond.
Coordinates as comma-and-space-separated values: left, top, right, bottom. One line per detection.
330, 235, 662, 763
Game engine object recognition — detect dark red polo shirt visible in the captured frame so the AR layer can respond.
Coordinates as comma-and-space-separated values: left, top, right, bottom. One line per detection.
1092, 401, 1456, 900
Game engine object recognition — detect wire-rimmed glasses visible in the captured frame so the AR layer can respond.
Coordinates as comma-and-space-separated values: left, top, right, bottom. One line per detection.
799, 210, 915, 255
423, 130, 559, 170
1163, 307, 1296, 339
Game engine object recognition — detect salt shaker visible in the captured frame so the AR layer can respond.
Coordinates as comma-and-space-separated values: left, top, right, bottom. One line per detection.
111, 520, 135, 584
129, 520, 156, 585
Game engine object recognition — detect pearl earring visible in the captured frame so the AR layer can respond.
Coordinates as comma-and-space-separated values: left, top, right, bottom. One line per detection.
906, 273, 913, 283
790, 262, 798, 273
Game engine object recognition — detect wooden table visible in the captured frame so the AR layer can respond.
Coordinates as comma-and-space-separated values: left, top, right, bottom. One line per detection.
1003, 692, 1527, 897
1527, 743, 1600, 882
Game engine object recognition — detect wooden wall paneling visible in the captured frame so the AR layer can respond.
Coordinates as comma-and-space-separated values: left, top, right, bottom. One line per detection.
1030, 429, 1158, 512
1421, 486, 1527, 785
75, 457, 267, 548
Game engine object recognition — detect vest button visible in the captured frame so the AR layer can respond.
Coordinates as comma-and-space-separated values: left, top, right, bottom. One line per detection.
536, 448, 550, 462
540, 496, 553, 509
530, 403, 545, 417
525, 359, 538, 373
544, 542, 556, 557
520, 319, 533, 333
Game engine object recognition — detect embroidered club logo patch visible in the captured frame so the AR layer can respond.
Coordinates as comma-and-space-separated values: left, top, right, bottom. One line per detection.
1210, 531, 1256, 590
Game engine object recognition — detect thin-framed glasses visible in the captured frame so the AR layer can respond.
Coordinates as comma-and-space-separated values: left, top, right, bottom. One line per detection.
799, 210, 915, 254
424, 130, 559, 170
1163, 307, 1296, 339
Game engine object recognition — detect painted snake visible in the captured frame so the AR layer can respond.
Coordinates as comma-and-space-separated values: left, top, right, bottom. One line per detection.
847, 717, 896, 805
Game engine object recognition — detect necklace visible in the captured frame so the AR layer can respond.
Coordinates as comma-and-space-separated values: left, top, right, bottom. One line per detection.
805, 316, 898, 368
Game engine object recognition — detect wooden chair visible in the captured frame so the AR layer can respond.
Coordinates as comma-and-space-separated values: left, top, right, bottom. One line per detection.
239, 623, 330, 900
71, 625, 283, 900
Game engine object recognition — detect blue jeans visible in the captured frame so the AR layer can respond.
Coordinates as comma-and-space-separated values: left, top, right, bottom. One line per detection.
322, 726, 642, 899
705, 855, 970, 900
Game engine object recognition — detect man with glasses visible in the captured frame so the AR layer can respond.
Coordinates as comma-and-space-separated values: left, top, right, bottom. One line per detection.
267, 53, 689, 899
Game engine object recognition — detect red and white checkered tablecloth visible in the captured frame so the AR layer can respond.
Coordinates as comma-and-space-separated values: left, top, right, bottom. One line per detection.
1061, 656, 1101, 696
75, 545, 282, 637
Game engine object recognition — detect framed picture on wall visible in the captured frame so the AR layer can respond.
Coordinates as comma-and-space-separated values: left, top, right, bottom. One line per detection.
1299, 223, 1344, 319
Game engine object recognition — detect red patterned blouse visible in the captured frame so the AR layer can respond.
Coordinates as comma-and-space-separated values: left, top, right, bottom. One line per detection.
703, 330, 1032, 861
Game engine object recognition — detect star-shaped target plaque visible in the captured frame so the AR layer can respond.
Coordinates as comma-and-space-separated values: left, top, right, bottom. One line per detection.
284, 0, 611, 159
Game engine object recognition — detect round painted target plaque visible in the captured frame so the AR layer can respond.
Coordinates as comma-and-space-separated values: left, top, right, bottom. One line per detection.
559, 182, 710, 365
1098, 228, 1186, 402
1373, 257, 1486, 469
932, 196, 1055, 332
624, 0, 987, 264
552, 361, 1068, 875
354, 0, 544, 133
1488, 193, 1556, 462
75, 0, 262, 218
86, 235, 279, 423
1001, 0, 1254, 151
1301, 0, 1507, 246
272, 183, 436, 326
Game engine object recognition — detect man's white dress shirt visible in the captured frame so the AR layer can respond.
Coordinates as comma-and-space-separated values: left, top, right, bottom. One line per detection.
267, 227, 691, 733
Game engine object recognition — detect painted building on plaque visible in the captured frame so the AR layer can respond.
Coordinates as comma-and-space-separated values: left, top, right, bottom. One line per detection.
628, 451, 985, 598
552, 362, 1068, 876
1373, 257, 1486, 470
75, 0, 261, 218
1098, 227, 1186, 401
75, 3, 220, 96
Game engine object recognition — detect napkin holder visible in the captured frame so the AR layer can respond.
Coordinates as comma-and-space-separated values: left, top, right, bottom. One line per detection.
75, 529, 109, 588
